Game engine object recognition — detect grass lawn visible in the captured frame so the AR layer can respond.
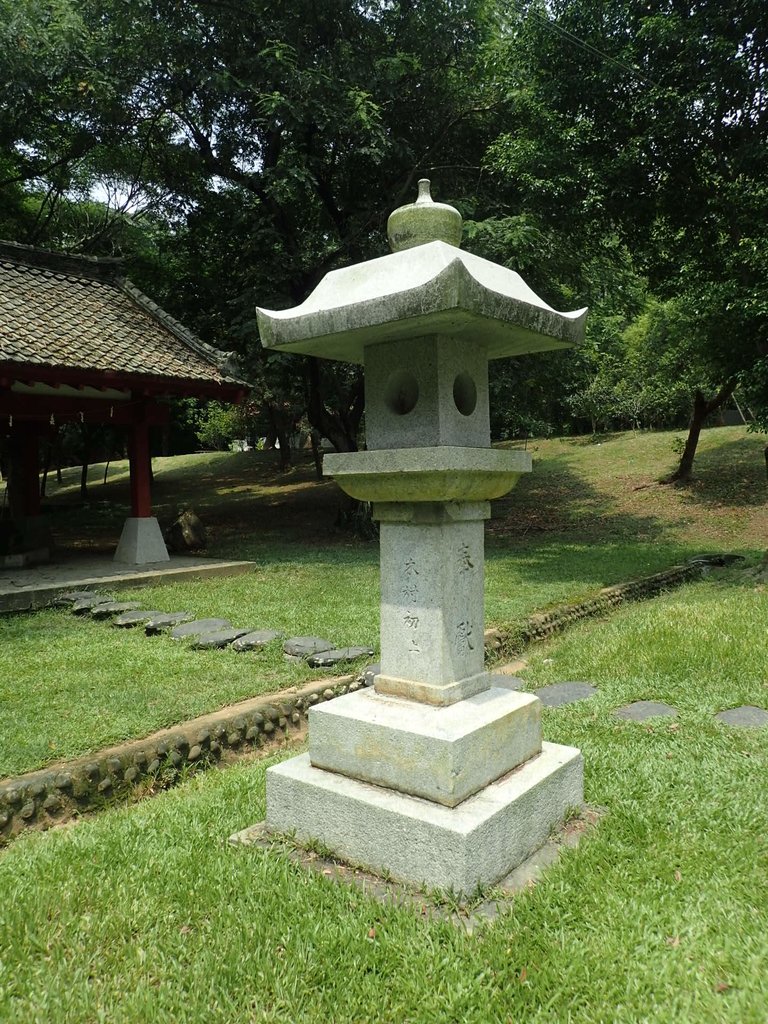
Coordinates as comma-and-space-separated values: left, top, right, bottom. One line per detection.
2, 424, 766, 778
1, 573, 767, 1021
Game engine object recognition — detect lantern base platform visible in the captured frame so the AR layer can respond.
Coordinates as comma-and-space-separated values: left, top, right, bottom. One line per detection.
264, 743, 583, 895
374, 669, 494, 706
114, 517, 170, 565
308, 685, 542, 807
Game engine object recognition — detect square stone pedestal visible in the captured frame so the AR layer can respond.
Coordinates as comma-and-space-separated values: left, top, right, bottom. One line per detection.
308, 685, 542, 807
264, 686, 583, 894
266, 742, 582, 894
114, 517, 170, 565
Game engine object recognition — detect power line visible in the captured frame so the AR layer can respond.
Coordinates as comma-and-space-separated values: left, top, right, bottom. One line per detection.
505, 1, 654, 87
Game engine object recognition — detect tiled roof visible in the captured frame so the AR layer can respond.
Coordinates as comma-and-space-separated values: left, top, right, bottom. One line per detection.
0, 241, 244, 393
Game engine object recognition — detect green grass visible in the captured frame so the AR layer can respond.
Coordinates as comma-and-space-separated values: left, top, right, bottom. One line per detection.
1, 429, 768, 1018
0, 552, 379, 778
4, 424, 767, 778
1, 539, 707, 779
1, 578, 767, 1021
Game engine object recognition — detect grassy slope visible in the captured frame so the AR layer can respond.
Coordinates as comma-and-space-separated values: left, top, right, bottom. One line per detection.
2, 425, 766, 778
1, 427, 768, 1020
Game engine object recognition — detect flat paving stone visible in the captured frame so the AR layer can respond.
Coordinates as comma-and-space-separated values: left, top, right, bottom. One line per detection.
489, 674, 525, 691
283, 636, 334, 659
231, 630, 283, 652
171, 618, 231, 640
70, 596, 113, 614
54, 591, 98, 606
361, 663, 380, 686
192, 628, 251, 649
91, 601, 143, 619
614, 700, 678, 721
690, 553, 746, 567
113, 610, 164, 627
145, 612, 195, 635
308, 646, 375, 667
716, 705, 768, 728
533, 682, 597, 708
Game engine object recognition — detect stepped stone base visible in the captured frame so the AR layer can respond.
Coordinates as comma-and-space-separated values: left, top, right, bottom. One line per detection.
309, 686, 541, 807
265, 742, 583, 894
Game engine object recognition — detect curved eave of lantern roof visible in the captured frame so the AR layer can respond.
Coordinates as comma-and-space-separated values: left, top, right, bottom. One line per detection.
256, 241, 587, 365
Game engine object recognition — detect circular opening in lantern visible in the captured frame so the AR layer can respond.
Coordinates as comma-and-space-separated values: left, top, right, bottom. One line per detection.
385, 370, 419, 416
453, 372, 477, 417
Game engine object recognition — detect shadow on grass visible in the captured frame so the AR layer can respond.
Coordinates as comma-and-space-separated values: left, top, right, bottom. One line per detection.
490, 458, 680, 543
42, 450, 347, 555
670, 437, 768, 509
41, 435, 766, 573
486, 536, 702, 592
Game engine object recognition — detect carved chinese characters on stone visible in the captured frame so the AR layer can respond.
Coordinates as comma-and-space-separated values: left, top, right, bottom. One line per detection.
456, 619, 475, 655
403, 560, 421, 654
458, 543, 475, 573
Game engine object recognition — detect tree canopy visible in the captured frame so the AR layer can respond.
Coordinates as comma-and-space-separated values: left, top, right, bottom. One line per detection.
2, 0, 766, 476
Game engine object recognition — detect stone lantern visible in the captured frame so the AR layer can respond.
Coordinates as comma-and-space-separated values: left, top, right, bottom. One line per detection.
254, 181, 588, 893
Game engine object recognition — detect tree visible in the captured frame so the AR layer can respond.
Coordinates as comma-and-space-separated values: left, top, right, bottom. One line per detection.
1, 0, 507, 454
487, 0, 768, 476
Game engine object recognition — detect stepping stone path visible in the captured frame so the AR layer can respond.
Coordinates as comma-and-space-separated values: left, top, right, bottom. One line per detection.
716, 706, 768, 728
232, 630, 283, 652
171, 618, 231, 640
45, 591, 768, 730
308, 646, 375, 667
145, 612, 195, 635
52, 593, 374, 665
91, 601, 143, 619
533, 682, 597, 708
113, 610, 164, 627
490, 673, 524, 691
192, 628, 251, 650
614, 700, 678, 721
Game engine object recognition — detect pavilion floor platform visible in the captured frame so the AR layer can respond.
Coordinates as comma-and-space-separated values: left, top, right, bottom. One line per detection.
0, 553, 254, 613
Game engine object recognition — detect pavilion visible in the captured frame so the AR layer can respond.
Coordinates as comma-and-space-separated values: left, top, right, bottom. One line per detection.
0, 240, 245, 565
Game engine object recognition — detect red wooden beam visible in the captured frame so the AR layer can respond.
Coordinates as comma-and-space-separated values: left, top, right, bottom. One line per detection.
0, 392, 170, 427
0, 361, 244, 401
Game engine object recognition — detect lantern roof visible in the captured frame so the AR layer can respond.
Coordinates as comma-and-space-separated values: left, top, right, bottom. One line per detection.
257, 239, 586, 365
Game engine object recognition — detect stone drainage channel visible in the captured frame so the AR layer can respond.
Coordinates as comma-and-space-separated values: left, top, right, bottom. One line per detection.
0, 553, 755, 844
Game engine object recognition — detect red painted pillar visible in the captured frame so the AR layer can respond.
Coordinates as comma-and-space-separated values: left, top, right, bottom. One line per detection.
128, 415, 152, 518
7, 424, 41, 521
20, 426, 42, 518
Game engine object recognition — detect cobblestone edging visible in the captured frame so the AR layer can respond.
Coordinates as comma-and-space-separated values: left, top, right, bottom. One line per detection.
0, 675, 361, 845
490, 561, 705, 658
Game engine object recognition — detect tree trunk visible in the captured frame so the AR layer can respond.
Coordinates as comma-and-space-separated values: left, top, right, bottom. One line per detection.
665, 377, 738, 483
335, 495, 378, 540
310, 429, 323, 481
265, 403, 294, 471
305, 357, 363, 453
275, 421, 292, 471
40, 436, 53, 498
304, 358, 370, 531
80, 460, 89, 501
